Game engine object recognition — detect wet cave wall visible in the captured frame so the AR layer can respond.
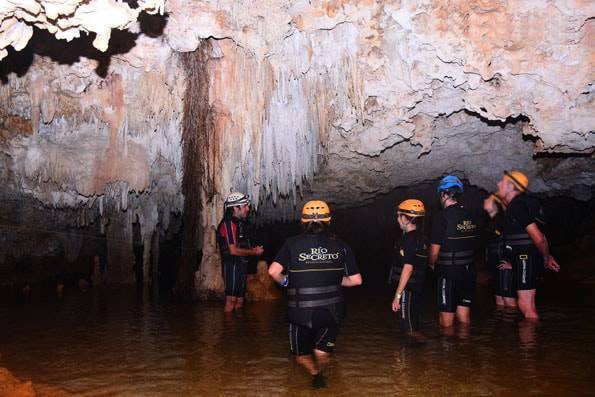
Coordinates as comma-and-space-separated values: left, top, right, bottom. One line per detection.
0, 1, 594, 297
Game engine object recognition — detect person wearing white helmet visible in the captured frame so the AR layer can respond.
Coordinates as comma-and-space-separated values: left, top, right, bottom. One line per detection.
217, 192, 264, 313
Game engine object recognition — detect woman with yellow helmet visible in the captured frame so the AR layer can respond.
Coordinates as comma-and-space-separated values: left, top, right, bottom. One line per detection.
391, 199, 428, 336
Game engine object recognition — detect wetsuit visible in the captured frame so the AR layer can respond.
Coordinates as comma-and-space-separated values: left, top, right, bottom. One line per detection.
217, 216, 251, 297
431, 203, 478, 313
394, 230, 427, 332
274, 233, 359, 355
503, 194, 545, 291
486, 211, 514, 298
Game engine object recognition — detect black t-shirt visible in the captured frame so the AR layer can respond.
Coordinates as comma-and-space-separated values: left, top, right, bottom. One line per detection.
398, 230, 426, 292
506, 194, 535, 230
400, 231, 418, 268
274, 234, 359, 277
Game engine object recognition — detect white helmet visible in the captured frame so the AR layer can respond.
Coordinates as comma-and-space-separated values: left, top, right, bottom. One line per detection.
224, 192, 250, 209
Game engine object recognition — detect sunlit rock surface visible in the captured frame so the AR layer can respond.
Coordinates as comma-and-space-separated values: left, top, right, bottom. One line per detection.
0, 0, 593, 293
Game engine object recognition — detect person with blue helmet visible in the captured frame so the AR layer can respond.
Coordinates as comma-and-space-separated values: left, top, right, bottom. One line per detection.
429, 175, 479, 329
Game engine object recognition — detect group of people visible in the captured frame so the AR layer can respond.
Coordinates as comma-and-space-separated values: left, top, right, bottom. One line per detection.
216, 170, 560, 389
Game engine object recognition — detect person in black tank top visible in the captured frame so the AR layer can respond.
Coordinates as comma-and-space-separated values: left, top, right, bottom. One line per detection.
485, 171, 560, 320
268, 200, 362, 389
391, 199, 428, 336
429, 176, 478, 329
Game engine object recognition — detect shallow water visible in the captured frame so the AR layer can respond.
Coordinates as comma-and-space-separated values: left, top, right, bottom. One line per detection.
1, 277, 594, 396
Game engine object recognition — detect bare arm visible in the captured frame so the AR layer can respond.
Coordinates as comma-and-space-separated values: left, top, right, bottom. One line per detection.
392, 264, 413, 311
428, 244, 441, 268
526, 223, 560, 272
229, 244, 264, 257
342, 273, 362, 287
267, 261, 285, 284
483, 196, 498, 218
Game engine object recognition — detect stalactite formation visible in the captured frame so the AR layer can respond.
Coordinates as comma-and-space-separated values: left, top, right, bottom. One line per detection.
0, 0, 592, 295
176, 41, 214, 301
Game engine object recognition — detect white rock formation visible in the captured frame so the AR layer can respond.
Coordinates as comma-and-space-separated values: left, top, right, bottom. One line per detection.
0, 0, 593, 292
0, 0, 164, 60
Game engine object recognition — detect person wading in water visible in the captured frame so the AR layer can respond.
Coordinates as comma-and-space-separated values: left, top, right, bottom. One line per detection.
268, 200, 362, 389
485, 171, 560, 320
391, 199, 428, 339
217, 192, 264, 313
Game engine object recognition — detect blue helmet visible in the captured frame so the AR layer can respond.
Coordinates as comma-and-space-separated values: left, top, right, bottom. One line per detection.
437, 175, 464, 193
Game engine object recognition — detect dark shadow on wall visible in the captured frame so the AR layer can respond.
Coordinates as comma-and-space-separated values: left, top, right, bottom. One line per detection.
0, 11, 168, 83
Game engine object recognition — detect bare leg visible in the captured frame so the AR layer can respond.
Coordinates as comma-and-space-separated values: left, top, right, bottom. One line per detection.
224, 296, 237, 313
495, 295, 505, 306
439, 312, 455, 328
503, 297, 517, 308
296, 355, 318, 375
517, 289, 538, 319
234, 297, 244, 310
313, 349, 330, 373
456, 306, 471, 324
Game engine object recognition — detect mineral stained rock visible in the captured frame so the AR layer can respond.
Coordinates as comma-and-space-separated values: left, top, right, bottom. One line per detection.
0, 0, 593, 295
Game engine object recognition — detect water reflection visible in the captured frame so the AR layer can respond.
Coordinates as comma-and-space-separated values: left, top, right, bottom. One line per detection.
0, 284, 594, 396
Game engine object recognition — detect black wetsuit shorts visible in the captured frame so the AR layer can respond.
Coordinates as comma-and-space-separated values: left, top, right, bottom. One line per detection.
223, 261, 247, 297
437, 265, 476, 312
289, 308, 338, 356
399, 290, 423, 333
495, 267, 515, 297
512, 250, 541, 291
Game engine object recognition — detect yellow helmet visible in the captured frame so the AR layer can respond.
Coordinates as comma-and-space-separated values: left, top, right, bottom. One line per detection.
301, 200, 331, 223
397, 199, 425, 217
504, 170, 529, 192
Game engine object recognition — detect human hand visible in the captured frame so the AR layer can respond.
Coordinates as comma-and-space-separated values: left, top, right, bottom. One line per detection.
392, 297, 401, 312
483, 196, 498, 217
545, 255, 560, 272
498, 260, 512, 270
254, 246, 264, 256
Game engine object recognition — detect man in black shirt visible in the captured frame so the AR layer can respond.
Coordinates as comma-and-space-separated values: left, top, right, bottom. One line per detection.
391, 199, 428, 335
429, 176, 478, 329
217, 192, 264, 312
268, 200, 362, 389
486, 170, 560, 319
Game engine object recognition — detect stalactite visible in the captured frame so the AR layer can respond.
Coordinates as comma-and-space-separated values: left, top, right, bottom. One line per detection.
176, 41, 213, 301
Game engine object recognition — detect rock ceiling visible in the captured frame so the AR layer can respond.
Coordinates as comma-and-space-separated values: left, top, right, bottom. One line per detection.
1, 0, 593, 222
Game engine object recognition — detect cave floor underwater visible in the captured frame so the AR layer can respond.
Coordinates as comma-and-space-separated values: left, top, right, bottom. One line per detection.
1, 255, 594, 397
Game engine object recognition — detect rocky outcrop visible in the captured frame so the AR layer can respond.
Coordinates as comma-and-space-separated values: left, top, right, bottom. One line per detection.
0, 1, 593, 295
0, 367, 71, 397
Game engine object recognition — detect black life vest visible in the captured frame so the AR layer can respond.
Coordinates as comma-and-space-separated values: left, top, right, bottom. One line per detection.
390, 230, 427, 290
216, 217, 251, 264
284, 234, 350, 327
503, 194, 544, 250
436, 204, 477, 268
